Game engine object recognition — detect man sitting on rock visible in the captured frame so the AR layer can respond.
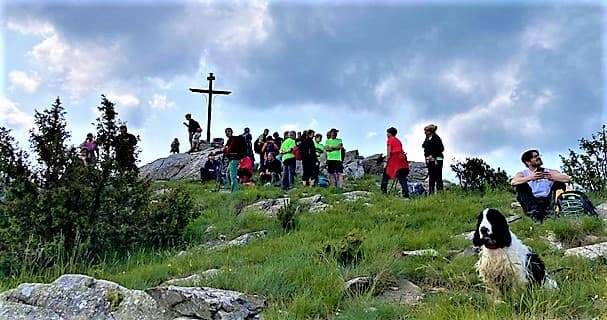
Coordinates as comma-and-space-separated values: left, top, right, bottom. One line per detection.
511, 149, 571, 221
259, 152, 282, 186
201, 153, 221, 182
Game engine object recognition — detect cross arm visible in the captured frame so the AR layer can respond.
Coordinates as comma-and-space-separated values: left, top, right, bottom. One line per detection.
189, 88, 232, 95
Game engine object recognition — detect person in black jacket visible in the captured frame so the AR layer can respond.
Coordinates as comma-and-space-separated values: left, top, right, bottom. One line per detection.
183, 114, 201, 151
422, 124, 445, 194
299, 130, 319, 186
201, 153, 221, 182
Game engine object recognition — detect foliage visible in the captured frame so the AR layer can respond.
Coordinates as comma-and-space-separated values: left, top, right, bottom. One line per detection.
277, 200, 298, 232
0, 96, 194, 276
450, 157, 510, 192
560, 125, 607, 192
324, 229, 365, 267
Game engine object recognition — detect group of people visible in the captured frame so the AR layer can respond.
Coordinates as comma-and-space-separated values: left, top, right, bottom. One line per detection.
77, 125, 138, 171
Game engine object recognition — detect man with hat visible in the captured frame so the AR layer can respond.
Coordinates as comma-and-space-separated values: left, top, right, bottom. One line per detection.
325, 128, 344, 188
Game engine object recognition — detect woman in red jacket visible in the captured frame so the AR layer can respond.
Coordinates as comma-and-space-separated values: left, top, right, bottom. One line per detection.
380, 127, 410, 198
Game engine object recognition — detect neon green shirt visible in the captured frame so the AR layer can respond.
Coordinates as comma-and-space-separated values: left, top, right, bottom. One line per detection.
314, 142, 324, 157
280, 138, 296, 162
325, 138, 343, 161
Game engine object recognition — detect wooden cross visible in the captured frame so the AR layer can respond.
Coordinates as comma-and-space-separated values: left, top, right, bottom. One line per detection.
189, 73, 231, 143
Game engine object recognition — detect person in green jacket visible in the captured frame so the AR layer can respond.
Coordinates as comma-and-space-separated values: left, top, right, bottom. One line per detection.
314, 133, 324, 158
280, 131, 297, 191
325, 128, 344, 188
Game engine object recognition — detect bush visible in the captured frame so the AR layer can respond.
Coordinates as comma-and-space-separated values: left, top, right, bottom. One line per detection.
323, 229, 365, 267
560, 125, 607, 192
450, 157, 510, 192
0, 96, 195, 276
277, 200, 298, 232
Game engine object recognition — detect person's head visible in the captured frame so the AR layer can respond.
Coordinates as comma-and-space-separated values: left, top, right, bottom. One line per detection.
273, 132, 279, 138
263, 128, 269, 135
424, 124, 437, 137
521, 149, 543, 168
326, 131, 331, 139
267, 152, 275, 161
174, 137, 179, 141
329, 128, 339, 138
225, 127, 233, 137
289, 131, 296, 138
307, 130, 315, 138
244, 127, 250, 134
185, 113, 192, 120
208, 154, 215, 160
119, 125, 128, 134
314, 133, 322, 142
196, 127, 202, 133
297, 131, 302, 139
387, 127, 397, 137
283, 131, 288, 138
301, 130, 308, 139
266, 136, 274, 142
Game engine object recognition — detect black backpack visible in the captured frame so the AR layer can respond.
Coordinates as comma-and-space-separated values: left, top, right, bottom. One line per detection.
254, 138, 262, 154
555, 190, 597, 217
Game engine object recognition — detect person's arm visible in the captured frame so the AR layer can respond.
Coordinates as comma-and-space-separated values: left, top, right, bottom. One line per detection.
511, 170, 542, 186
386, 140, 392, 163
544, 170, 571, 183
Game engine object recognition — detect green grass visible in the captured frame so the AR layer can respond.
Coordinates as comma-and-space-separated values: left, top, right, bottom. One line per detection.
1, 176, 607, 319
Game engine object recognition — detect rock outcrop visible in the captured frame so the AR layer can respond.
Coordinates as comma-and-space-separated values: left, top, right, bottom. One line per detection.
140, 146, 428, 182
0, 274, 265, 320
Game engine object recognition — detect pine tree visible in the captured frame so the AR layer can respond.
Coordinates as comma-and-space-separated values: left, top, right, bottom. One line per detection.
29, 97, 72, 189
95, 95, 119, 175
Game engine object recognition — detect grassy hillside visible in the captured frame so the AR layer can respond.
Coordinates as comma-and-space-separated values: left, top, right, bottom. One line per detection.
2, 177, 607, 319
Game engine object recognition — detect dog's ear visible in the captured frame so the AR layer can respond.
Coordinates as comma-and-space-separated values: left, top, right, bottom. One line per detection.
472, 211, 483, 247
490, 209, 512, 247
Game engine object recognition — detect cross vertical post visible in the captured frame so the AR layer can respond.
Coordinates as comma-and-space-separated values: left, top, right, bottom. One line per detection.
189, 73, 231, 143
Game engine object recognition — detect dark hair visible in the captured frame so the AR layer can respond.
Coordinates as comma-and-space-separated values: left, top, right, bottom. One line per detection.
521, 149, 539, 165
387, 127, 397, 136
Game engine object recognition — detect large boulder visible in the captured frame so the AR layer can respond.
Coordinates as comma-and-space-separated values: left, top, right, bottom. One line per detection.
0, 274, 165, 320
0, 274, 267, 320
146, 286, 265, 320
139, 143, 223, 181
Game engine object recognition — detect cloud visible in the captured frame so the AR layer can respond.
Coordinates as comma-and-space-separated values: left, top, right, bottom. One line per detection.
366, 132, 377, 139
107, 93, 141, 108
6, 17, 54, 35
149, 94, 175, 110
0, 97, 34, 129
8, 70, 40, 93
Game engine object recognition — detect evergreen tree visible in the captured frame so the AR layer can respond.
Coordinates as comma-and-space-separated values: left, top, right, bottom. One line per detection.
95, 95, 119, 175
29, 97, 72, 189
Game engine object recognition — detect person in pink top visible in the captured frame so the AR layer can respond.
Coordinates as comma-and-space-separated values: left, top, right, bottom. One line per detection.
380, 127, 410, 198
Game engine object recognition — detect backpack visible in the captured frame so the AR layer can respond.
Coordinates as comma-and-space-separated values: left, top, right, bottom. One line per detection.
293, 146, 303, 160
253, 138, 262, 154
555, 190, 597, 217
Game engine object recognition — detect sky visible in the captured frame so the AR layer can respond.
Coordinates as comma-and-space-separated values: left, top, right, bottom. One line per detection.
1, 0, 605, 180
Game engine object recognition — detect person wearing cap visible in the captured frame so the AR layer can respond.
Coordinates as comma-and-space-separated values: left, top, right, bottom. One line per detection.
381, 127, 410, 198
511, 149, 570, 222
422, 124, 444, 194
279, 131, 297, 191
116, 124, 138, 171
183, 114, 202, 152
325, 128, 344, 188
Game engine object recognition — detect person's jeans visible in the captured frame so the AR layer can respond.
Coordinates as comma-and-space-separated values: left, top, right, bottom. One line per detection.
515, 181, 566, 221
228, 159, 239, 192
381, 168, 410, 197
427, 160, 443, 194
282, 158, 296, 191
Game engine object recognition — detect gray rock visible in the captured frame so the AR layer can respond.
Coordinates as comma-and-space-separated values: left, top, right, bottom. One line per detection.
0, 274, 165, 320
377, 278, 423, 305
139, 145, 223, 181
341, 191, 372, 202
202, 231, 268, 251
245, 198, 290, 216
565, 241, 607, 259
344, 277, 372, 296
596, 203, 607, 220
408, 162, 428, 183
162, 269, 221, 287
511, 202, 522, 209
343, 160, 365, 179
146, 286, 265, 320
545, 234, 564, 250
298, 195, 331, 213
401, 249, 438, 257
343, 150, 361, 163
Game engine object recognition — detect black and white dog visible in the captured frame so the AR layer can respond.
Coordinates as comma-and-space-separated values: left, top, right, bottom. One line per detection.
473, 208, 557, 291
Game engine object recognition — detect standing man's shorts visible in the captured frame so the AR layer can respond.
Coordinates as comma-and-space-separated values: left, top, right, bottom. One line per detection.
327, 160, 343, 174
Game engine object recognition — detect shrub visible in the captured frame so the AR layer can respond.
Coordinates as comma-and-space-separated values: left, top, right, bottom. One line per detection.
0, 96, 194, 276
277, 200, 298, 232
323, 229, 365, 267
450, 157, 509, 192
560, 125, 607, 192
